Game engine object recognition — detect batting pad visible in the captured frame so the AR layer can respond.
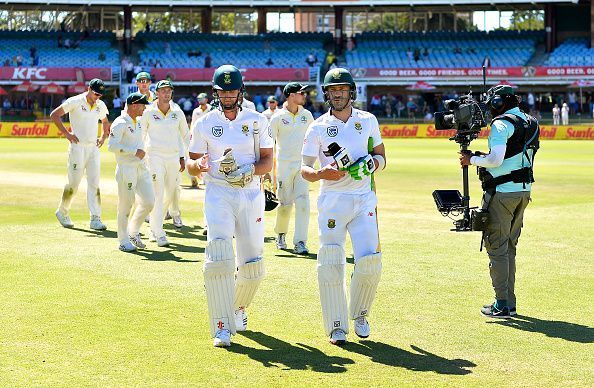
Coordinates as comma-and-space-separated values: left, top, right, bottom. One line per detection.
317, 245, 348, 335
204, 239, 236, 336
234, 257, 265, 310
349, 253, 382, 319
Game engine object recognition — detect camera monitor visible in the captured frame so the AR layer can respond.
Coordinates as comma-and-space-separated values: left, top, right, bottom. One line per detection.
432, 190, 463, 212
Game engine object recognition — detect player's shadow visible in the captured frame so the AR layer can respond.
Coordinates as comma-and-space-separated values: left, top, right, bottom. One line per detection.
70, 227, 117, 239
342, 341, 476, 375
487, 315, 594, 343
275, 251, 318, 261
228, 331, 354, 373
133, 246, 202, 263
163, 225, 207, 241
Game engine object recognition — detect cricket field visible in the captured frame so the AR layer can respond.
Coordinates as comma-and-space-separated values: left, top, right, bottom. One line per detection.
0, 138, 592, 386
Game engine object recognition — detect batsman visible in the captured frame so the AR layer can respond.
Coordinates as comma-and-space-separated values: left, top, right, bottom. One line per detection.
187, 65, 273, 348
301, 68, 386, 345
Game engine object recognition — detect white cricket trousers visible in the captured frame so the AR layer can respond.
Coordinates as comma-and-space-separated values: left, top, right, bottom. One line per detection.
116, 162, 155, 244
317, 191, 379, 261
148, 153, 180, 238
561, 113, 569, 125
274, 160, 310, 244
205, 183, 265, 265
58, 142, 101, 217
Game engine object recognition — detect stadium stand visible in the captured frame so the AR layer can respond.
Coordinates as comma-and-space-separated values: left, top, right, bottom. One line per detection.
544, 38, 594, 66
346, 30, 543, 68
135, 32, 331, 69
0, 29, 119, 68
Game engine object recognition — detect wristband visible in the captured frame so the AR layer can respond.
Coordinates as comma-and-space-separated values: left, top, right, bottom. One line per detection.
372, 155, 386, 171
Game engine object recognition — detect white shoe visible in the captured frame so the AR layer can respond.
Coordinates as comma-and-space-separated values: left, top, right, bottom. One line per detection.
144, 216, 150, 224
119, 241, 137, 252
157, 235, 169, 247
235, 307, 248, 331
172, 215, 183, 228
329, 328, 347, 346
164, 211, 172, 221
354, 316, 370, 338
276, 233, 287, 250
294, 241, 309, 255
90, 216, 107, 231
55, 209, 73, 228
213, 329, 231, 347
129, 233, 146, 249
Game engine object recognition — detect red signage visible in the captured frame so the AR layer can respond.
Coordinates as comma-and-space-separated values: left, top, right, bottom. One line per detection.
352, 67, 594, 79
151, 67, 309, 82
0, 67, 112, 81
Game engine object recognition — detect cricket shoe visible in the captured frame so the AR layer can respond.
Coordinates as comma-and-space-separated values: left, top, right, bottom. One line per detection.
164, 211, 172, 221
55, 209, 74, 228
276, 233, 287, 250
119, 241, 137, 252
329, 329, 347, 346
235, 307, 248, 331
213, 329, 231, 347
129, 233, 146, 249
90, 216, 107, 231
172, 215, 183, 228
156, 235, 169, 247
354, 316, 370, 338
481, 303, 511, 319
294, 241, 309, 255
148, 231, 157, 242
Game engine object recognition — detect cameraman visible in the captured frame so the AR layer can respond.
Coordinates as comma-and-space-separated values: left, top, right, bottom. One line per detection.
459, 85, 539, 318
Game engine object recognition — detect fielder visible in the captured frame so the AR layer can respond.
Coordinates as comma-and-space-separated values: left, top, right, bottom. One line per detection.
135, 72, 156, 103
189, 92, 212, 188
187, 65, 273, 347
107, 92, 154, 252
140, 80, 189, 247
51, 78, 110, 230
301, 68, 386, 345
270, 82, 314, 254
262, 95, 279, 121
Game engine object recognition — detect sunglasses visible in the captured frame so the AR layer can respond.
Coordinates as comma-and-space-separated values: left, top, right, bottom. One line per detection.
92, 91, 103, 97
137, 79, 150, 84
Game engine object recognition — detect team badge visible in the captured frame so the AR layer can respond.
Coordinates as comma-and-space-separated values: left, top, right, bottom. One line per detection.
301, 116, 307, 123
171, 113, 177, 119
212, 126, 223, 137
152, 174, 156, 181
242, 124, 249, 136
327, 126, 338, 137
328, 219, 336, 229
223, 73, 231, 84
331, 69, 341, 79
72, 163, 77, 170
355, 122, 362, 132
127, 182, 132, 190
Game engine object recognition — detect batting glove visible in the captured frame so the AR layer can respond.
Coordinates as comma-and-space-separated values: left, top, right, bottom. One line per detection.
348, 155, 376, 181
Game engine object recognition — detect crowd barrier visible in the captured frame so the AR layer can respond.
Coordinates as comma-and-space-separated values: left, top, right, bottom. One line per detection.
1, 121, 593, 140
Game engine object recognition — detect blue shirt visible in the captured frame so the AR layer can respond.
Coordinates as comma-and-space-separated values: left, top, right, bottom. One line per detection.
487, 107, 533, 193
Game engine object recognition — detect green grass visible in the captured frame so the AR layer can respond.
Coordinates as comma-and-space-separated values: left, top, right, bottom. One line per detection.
0, 138, 592, 386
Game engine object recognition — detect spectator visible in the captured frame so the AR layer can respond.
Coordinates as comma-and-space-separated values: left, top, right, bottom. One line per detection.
204, 53, 212, 68
396, 99, 405, 118
423, 109, 433, 122
83, 27, 90, 40
552, 104, 560, 125
182, 98, 193, 116
155, 60, 162, 68
57, 35, 63, 48
133, 64, 142, 76
29, 46, 37, 59
112, 95, 122, 110
265, 57, 274, 67
384, 99, 392, 118
305, 52, 317, 67
15, 55, 23, 66
406, 47, 413, 62
406, 97, 417, 118
527, 92, 535, 112
346, 38, 354, 52
164, 42, 171, 55
568, 92, 578, 114
64, 38, 71, 48
326, 52, 336, 67
370, 94, 381, 116
3, 99, 11, 110
32, 56, 39, 66
125, 61, 134, 83
561, 102, 569, 125
98, 52, 106, 62
413, 48, 420, 62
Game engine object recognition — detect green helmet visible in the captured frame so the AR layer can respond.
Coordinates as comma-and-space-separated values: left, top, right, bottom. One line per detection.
322, 67, 356, 107
212, 64, 244, 91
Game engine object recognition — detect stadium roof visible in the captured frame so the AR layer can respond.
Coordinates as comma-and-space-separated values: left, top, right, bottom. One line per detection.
7, 0, 580, 6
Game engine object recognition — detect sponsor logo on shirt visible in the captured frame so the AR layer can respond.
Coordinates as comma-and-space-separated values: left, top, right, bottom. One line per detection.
301, 116, 307, 123
128, 126, 134, 133
171, 113, 177, 119
212, 126, 223, 137
327, 126, 338, 137
282, 118, 289, 125
81, 105, 87, 112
